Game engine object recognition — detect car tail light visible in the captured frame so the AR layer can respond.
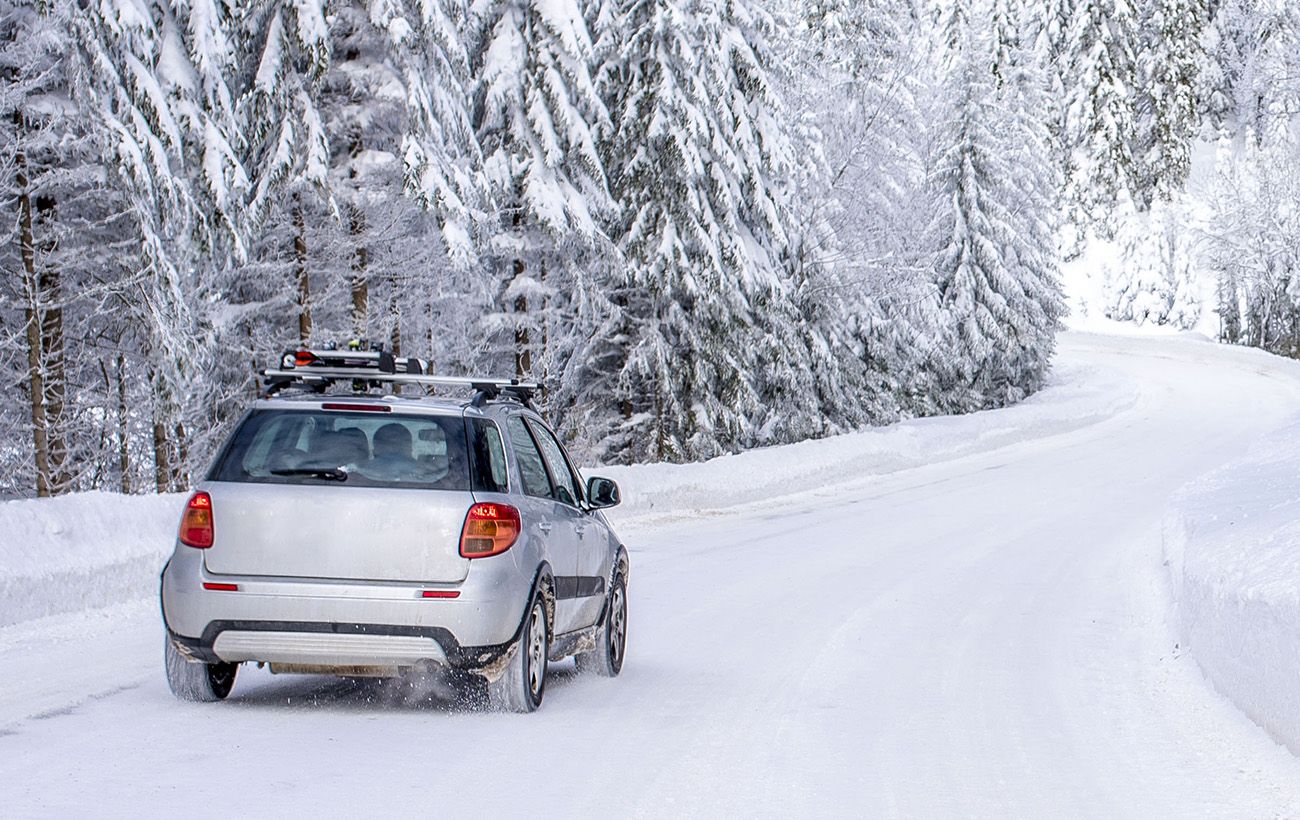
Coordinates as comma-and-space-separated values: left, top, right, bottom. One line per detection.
459, 503, 520, 558
179, 492, 214, 548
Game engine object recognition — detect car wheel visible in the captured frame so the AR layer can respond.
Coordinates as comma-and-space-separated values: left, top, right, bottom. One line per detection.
164, 633, 237, 702
490, 593, 549, 712
576, 571, 627, 678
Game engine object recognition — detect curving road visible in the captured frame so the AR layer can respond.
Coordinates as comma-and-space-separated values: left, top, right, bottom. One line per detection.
3, 333, 1300, 817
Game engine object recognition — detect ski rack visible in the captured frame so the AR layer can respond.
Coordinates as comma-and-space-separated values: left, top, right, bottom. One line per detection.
260, 347, 538, 406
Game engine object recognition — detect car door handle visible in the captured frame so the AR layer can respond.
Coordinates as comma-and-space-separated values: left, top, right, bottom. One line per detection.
537, 521, 553, 534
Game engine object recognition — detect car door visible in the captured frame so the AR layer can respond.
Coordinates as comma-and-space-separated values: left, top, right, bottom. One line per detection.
504, 415, 582, 635
526, 419, 612, 632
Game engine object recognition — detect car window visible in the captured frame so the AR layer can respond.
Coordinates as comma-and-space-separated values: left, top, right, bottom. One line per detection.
506, 416, 553, 499
209, 409, 472, 490
469, 419, 509, 494
527, 419, 584, 507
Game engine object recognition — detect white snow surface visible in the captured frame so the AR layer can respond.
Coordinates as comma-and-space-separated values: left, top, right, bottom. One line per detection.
1164, 420, 1300, 756
3, 332, 1300, 816
0, 491, 183, 628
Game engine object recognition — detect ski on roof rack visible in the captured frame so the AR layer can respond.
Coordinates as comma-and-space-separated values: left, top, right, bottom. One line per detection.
260, 342, 538, 405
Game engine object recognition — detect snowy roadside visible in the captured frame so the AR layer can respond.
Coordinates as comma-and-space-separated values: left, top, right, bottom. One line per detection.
0, 347, 1139, 633
1163, 420, 1300, 755
0, 492, 184, 628
600, 355, 1139, 529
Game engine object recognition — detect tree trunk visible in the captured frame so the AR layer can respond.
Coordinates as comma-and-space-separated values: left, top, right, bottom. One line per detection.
513, 259, 530, 379
35, 192, 69, 493
116, 354, 131, 494
389, 297, 402, 358
152, 416, 170, 494
173, 422, 189, 490
539, 261, 549, 384
293, 197, 312, 343
349, 205, 368, 337
14, 111, 50, 497
150, 368, 171, 494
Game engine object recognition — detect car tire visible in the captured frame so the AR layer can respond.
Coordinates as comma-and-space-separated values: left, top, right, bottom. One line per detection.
164, 633, 237, 702
576, 571, 627, 678
490, 593, 549, 713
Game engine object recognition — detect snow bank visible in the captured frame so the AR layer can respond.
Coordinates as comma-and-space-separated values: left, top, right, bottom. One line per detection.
602, 357, 1139, 524
1163, 421, 1300, 754
0, 355, 1137, 630
0, 492, 184, 628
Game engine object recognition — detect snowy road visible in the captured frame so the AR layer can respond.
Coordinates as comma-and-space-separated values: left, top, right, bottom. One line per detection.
5, 333, 1300, 817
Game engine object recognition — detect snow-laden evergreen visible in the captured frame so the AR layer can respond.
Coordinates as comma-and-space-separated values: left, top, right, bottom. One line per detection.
1064, 0, 1141, 237
1133, 0, 1206, 207
469, 0, 613, 380
594, 0, 809, 462
928, 13, 1063, 411
1104, 199, 1200, 328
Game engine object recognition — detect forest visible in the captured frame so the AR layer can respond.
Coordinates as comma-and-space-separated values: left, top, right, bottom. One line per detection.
1, 0, 1297, 498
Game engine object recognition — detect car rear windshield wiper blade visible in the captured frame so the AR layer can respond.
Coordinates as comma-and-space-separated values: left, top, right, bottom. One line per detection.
270, 467, 350, 482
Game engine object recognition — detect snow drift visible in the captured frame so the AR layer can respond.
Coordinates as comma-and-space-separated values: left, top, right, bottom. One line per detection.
1164, 421, 1300, 754
0, 492, 184, 628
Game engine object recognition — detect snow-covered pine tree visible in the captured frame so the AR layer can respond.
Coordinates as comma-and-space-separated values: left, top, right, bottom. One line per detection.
791, 0, 934, 426
74, 0, 250, 489
929, 10, 1063, 412
991, 0, 1022, 87
1000, 7, 1066, 376
1133, 0, 1207, 208
380, 0, 483, 267
593, 0, 810, 462
468, 0, 613, 380
237, 0, 332, 342
1064, 0, 1142, 238
1104, 200, 1199, 328
316, 2, 412, 338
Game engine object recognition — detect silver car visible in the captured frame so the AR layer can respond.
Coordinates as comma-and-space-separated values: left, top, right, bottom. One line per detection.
160, 350, 628, 712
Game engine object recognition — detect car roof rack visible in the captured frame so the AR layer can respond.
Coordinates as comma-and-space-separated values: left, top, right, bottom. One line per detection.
260, 344, 539, 407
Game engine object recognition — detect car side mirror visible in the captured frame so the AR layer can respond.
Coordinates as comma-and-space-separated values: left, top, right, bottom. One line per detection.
586, 476, 620, 510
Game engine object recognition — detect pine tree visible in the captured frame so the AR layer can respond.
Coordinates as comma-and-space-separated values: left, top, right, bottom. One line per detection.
930, 17, 1063, 411
1104, 200, 1199, 328
792, 0, 932, 426
594, 0, 807, 461
469, 0, 612, 379
1134, 0, 1207, 208
1064, 0, 1142, 237
74, 0, 251, 490
380, 0, 482, 266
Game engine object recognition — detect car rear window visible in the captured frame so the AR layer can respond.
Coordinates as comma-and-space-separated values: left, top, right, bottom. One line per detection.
209, 408, 492, 491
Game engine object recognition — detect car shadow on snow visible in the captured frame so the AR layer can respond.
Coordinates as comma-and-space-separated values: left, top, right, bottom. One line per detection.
219, 658, 585, 714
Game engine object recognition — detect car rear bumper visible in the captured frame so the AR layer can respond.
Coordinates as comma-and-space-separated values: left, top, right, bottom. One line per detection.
161, 545, 532, 672
167, 619, 512, 672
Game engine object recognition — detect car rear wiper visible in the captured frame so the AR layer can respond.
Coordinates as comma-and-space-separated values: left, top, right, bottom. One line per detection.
270, 467, 350, 482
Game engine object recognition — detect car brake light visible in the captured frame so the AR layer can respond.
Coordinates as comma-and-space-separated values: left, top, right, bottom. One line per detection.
459, 503, 521, 558
179, 492, 214, 548
320, 402, 391, 412
294, 350, 318, 367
